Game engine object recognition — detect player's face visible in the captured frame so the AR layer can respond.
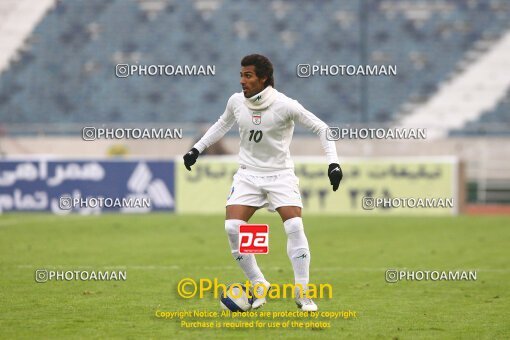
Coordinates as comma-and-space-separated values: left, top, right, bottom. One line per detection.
240, 66, 267, 98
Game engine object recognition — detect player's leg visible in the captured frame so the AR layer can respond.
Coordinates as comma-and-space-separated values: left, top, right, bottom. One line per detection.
225, 204, 257, 221
276, 206, 317, 311
269, 172, 310, 295
276, 205, 301, 221
225, 198, 270, 309
277, 207, 310, 289
277, 206, 310, 290
225, 205, 262, 281
225, 205, 270, 308
267, 170, 317, 311
225, 169, 273, 308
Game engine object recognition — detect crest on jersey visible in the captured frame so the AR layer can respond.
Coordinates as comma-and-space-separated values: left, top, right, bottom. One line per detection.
252, 112, 261, 125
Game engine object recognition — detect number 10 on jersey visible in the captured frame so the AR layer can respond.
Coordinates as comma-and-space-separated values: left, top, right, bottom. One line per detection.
248, 130, 263, 143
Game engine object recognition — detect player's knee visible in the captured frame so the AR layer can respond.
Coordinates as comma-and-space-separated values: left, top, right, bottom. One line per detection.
225, 219, 245, 235
283, 217, 304, 236
284, 217, 309, 257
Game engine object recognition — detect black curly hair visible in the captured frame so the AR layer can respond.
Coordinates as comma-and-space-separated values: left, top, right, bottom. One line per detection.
241, 54, 274, 87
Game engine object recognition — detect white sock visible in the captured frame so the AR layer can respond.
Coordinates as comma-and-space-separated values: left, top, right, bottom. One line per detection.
284, 217, 310, 297
225, 219, 266, 283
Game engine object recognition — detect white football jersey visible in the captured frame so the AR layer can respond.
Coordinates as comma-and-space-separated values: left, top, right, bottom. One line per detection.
193, 87, 339, 173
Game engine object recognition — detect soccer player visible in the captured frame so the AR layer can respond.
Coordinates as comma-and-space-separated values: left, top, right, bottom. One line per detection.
183, 54, 342, 311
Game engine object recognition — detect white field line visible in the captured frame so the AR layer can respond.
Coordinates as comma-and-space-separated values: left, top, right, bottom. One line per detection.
15, 265, 510, 273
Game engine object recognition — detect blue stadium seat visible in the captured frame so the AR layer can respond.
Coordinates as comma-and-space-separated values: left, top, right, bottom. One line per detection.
0, 0, 508, 134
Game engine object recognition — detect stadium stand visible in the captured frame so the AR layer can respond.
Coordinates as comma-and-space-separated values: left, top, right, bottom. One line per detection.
0, 0, 56, 72
399, 29, 510, 138
450, 88, 510, 136
0, 0, 509, 135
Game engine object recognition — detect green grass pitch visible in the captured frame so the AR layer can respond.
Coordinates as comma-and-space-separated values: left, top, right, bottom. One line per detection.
1, 213, 509, 339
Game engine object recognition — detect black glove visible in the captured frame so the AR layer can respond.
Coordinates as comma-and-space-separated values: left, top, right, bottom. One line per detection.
183, 148, 199, 171
328, 163, 343, 191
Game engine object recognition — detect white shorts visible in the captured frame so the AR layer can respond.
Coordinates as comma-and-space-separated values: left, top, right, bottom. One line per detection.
226, 168, 303, 212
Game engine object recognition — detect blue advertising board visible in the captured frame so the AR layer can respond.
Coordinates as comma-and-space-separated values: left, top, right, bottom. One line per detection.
0, 159, 175, 214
